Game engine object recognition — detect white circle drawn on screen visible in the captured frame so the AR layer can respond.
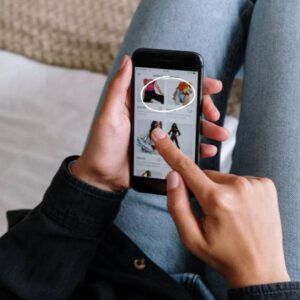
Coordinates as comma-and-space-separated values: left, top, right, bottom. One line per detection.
140, 76, 196, 113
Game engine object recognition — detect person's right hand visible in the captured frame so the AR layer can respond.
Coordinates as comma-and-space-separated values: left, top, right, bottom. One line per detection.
151, 127, 290, 288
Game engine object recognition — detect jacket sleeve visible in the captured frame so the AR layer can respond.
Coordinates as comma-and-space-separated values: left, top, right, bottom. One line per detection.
0, 156, 126, 300
228, 281, 300, 299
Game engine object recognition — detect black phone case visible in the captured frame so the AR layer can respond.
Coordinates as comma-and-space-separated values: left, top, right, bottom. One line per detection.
130, 48, 204, 195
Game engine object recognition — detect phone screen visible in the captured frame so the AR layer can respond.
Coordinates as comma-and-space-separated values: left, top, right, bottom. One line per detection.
133, 67, 199, 180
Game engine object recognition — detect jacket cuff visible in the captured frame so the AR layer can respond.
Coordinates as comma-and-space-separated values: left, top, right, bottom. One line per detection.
41, 156, 127, 237
228, 281, 300, 299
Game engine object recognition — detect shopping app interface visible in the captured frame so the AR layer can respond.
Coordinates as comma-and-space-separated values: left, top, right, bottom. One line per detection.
134, 67, 198, 179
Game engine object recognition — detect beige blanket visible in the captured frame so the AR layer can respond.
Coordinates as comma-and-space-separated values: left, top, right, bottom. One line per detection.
0, 0, 241, 116
0, 0, 139, 73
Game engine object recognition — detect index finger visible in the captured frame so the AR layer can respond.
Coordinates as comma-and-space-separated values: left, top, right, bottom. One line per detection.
151, 127, 215, 200
203, 77, 223, 95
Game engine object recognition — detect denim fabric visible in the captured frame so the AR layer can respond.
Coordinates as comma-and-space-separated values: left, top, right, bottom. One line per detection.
0, 157, 192, 300
2, 158, 300, 299
172, 273, 215, 300
92, 0, 300, 299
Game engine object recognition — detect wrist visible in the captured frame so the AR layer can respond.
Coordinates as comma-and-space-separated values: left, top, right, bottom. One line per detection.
70, 158, 115, 192
226, 265, 290, 289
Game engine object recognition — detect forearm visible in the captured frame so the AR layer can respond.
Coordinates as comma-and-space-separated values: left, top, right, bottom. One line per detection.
0, 156, 126, 300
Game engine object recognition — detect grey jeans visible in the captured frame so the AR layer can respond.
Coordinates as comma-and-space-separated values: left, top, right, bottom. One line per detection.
94, 0, 300, 298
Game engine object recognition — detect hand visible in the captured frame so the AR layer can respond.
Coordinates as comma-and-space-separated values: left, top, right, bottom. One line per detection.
72, 55, 228, 191
151, 127, 290, 288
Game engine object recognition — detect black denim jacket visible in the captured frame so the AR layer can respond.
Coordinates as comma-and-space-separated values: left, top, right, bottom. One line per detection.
0, 156, 299, 300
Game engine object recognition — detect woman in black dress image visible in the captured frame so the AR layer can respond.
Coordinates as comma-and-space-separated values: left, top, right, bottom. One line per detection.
168, 123, 181, 149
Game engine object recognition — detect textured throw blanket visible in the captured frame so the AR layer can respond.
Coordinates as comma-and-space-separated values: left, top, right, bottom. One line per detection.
0, 0, 241, 116
0, 0, 139, 73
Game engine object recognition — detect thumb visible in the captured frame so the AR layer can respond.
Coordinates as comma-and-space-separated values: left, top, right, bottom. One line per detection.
167, 171, 206, 254
101, 55, 132, 113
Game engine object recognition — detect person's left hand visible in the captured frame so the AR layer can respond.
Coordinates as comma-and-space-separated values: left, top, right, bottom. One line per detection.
71, 55, 228, 191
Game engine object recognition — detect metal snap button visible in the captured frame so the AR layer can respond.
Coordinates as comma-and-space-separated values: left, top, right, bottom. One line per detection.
133, 258, 146, 270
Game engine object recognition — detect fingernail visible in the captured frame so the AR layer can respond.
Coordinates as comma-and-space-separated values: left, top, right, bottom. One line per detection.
151, 128, 166, 141
223, 127, 229, 138
217, 80, 223, 89
119, 55, 129, 70
213, 107, 220, 118
211, 145, 218, 155
167, 171, 179, 190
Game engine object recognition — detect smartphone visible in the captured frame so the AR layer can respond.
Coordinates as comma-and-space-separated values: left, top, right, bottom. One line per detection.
131, 48, 203, 195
